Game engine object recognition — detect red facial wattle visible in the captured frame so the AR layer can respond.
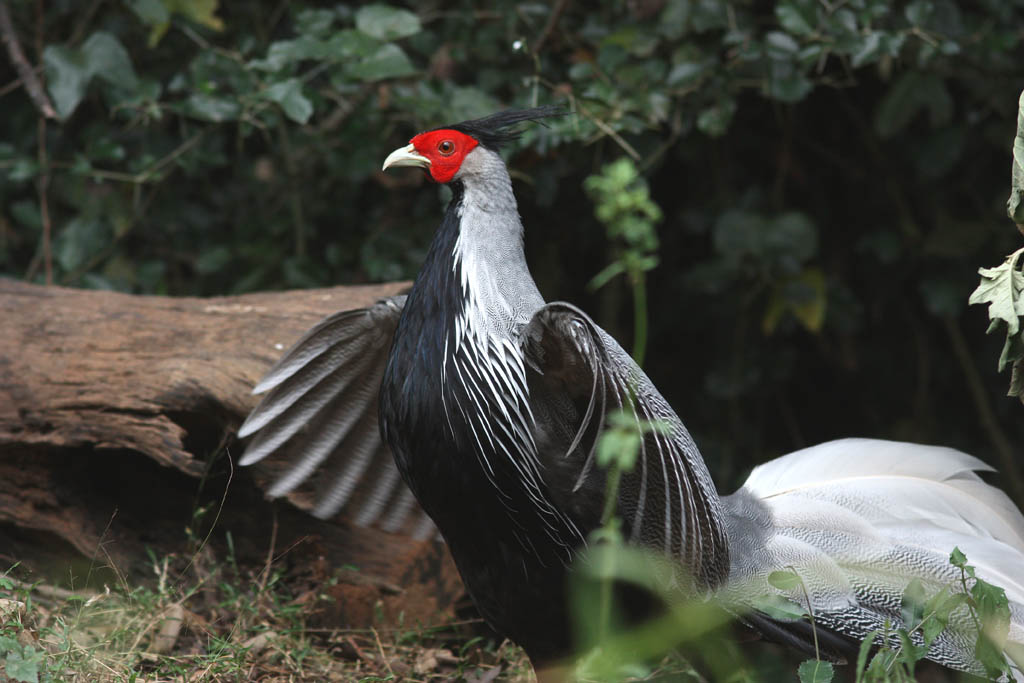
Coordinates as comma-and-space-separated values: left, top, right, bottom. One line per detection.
409, 129, 479, 184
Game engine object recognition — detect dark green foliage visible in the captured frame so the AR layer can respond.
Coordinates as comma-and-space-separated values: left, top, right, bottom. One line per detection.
2, 0, 1023, 525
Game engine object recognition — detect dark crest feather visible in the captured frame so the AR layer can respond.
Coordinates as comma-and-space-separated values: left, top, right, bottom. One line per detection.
435, 105, 565, 151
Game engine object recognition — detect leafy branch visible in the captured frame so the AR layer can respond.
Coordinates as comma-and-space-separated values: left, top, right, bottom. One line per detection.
972, 88, 1024, 402
571, 158, 671, 678
969, 247, 1024, 400
585, 157, 662, 368
853, 549, 1016, 683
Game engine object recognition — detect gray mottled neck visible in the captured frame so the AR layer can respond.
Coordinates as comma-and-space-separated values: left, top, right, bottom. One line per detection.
452, 147, 544, 339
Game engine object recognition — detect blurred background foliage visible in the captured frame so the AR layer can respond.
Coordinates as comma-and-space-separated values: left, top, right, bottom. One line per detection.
2, 0, 1024, 501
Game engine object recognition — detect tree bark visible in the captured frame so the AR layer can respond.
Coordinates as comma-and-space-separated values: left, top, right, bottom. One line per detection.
0, 278, 463, 627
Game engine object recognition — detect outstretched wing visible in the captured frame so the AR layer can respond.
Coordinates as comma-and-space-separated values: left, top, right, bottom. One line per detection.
519, 302, 729, 590
724, 438, 1024, 675
238, 295, 434, 538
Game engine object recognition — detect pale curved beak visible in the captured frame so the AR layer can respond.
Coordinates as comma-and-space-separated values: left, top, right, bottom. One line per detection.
382, 144, 430, 171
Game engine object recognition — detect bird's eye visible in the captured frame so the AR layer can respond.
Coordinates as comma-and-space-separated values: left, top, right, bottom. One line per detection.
438, 140, 455, 156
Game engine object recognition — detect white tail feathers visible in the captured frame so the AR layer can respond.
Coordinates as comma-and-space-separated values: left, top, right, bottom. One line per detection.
744, 438, 1024, 553
737, 438, 1024, 673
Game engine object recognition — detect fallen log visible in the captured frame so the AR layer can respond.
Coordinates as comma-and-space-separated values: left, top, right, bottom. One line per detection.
0, 278, 463, 627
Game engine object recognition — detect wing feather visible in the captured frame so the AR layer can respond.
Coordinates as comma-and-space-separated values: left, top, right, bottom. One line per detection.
238, 295, 433, 535
520, 302, 729, 589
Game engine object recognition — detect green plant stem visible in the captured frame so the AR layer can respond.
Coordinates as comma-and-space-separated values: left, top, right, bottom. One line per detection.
596, 455, 623, 643
788, 565, 821, 662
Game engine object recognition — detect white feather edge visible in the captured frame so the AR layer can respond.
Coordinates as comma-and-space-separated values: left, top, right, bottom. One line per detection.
744, 438, 993, 496
743, 438, 1024, 546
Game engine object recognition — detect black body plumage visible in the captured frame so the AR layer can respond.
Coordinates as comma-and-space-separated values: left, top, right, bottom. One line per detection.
375, 108, 730, 663
240, 109, 1024, 676
379, 178, 587, 661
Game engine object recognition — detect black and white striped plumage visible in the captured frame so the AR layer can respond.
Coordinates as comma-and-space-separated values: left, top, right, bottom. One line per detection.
240, 108, 1024, 675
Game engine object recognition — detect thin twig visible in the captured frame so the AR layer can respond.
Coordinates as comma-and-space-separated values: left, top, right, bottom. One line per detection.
787, 565, 822, 662
575, 103, 642, 161
372, 626, 395, 676
4, 578, 99, 602
0, 64, 42, 98
67, 0, 104, 47
176, 448, 235, 583
256, 505, 279, 596
532, 0, 570, 55
0, 1, 56, 118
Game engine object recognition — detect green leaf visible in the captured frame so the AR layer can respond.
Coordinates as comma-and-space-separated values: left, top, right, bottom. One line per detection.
970, 574, 1014, 683
765, 31, 800, 58
7, 158, 39, 183
1009, 360, 1024, 399
949, 546, 968, 568
900, 579, 927, 631
905, 0, 934, 26
874, 71, 952, 138
595, 426, 640, 472
329, 30, 381, 59
855, 628, 883, 681
750, 593, 807, 620
851, 31, 883, 67
166, 0, 223, 30
129, 0, 170, 27
264, 78, 313, 124
798, 659, 834, 683
142, 0, 224, 45
866, 648, 897, 677
1008, 89, 1024, 226
54, 217, 112, 272
658, 0, 692, 40
295, 8, 339, 38
43, 32, 138, 119
975, 633, 1011, 680
195, 246, 232, 274
971, 577, 1011, 634
349, 44, 417, 81
83, 32, 139, 89
920, 589, 966, 647
250, 36, 332, 71
355, 5, 421, 41
767, 569, 802, 591
896, 629, 929, 666
696, 98, 737, 137
182, 93, 240, 122
766, 211, 818, 266
999, 331, 1024, 375
763, 268, 827, 334
43, 45, 91, 120
4, 645, 43, 683
691, 0, 728, 32
776, 3, 815, 36
764, 61, 813, 103
666, 61, 709, 87
969, 249, 1024, 338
